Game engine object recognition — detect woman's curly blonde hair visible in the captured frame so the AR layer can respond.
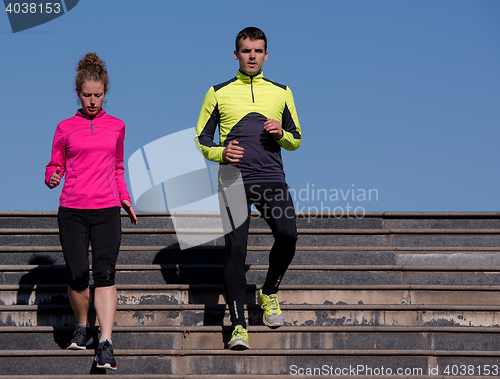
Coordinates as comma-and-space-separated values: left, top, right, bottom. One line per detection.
75, 52, 109, 93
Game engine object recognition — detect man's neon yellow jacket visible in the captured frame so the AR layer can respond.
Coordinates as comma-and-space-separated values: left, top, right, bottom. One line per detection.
195, 70, 302, 184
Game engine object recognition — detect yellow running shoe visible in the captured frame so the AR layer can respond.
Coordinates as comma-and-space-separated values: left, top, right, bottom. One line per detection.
258, 287, 284, 328
227, 325, 249, 350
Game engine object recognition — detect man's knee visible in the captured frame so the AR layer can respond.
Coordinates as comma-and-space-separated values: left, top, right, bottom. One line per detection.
276, 228, 298, 245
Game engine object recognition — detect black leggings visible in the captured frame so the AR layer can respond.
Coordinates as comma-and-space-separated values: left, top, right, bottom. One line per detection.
58, 207, 121, 290
220, 182, 297, 327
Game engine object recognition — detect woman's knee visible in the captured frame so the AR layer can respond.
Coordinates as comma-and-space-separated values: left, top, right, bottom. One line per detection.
92, 263, 116, 287
68, 271, 90, 291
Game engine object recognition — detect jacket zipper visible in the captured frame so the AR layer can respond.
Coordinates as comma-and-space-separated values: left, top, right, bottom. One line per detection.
91, 118, 93, 135
251, 76, 255, 103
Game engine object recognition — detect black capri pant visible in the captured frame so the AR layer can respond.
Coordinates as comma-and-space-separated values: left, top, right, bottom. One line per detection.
58, 206, 121, 290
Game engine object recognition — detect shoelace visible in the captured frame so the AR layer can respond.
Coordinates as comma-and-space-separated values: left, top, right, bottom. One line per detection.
233, 327, 247, 339
73, 327, 86, 337
100, 341, 114, 359
102, 341, 112, 351
263, 295, 279, 312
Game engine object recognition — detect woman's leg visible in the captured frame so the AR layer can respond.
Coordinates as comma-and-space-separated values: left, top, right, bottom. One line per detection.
94, 285, 117, 340
89, 207, 121, 341
67, 286, 91, 326
58, 207, 91, 326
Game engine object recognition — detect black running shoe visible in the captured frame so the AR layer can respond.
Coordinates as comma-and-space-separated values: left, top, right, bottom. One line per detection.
95, 340, 117, 370
67, 326, 93, 350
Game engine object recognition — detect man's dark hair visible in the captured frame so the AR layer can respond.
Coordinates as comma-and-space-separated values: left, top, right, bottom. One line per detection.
235, 27, 267, 52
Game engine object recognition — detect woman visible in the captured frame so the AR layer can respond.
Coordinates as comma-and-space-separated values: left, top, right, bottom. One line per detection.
45, 52, 137, 370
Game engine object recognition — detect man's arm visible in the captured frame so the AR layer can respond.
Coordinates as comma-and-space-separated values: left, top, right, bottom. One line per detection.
276, 87, 302, 151
195, 87, 226, 162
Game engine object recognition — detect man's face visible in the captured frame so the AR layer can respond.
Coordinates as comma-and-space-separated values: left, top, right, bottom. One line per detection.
234, 38, 268, 76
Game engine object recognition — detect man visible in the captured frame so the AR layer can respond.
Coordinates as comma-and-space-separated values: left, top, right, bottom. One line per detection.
195, 27, 302, 350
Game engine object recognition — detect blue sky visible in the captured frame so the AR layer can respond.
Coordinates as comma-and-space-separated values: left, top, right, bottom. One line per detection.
1, 0, 499, 212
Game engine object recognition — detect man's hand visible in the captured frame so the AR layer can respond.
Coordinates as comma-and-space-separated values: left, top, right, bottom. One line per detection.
122, 200, 138, 225
223, 140, 244, 162
48, 167, 61, 189
264, 118, 283, 139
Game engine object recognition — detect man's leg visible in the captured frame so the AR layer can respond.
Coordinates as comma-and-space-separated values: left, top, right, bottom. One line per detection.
221, 205, 251, 328
219, 187, 252, 349
251, 182, 297, 327
254, 182, 297, 293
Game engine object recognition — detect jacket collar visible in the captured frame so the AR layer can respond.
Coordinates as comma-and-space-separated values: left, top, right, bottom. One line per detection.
236, 70, 264, 83
75, 108, 106, 120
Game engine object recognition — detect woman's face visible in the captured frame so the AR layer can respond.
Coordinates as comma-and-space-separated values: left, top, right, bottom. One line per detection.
77, 81, 105, 116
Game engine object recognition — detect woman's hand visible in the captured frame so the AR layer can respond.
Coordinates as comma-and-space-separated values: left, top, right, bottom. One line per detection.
122, 200, 137, 224
48, 167, 61, 189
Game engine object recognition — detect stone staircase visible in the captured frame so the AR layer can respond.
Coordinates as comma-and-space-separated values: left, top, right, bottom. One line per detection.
1, 211, 500, 377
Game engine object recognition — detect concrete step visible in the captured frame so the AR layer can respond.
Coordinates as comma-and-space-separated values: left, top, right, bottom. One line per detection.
3, 227, 500, 248
3, 211, 500, 230
0, 212, 387, 229
6, 246, 500, 267
4, 246, 500, 266
382, 212, 500, 229
2, 326, 500, 351
5, 284, 500, 306
0, 377, 478, 379
3, 264, 500, 286
0, 377, 495, 379
0, 378, 491, 379
5, 245, 500, 264
1, 348, 500, 375
0, 248, 397, 266
4, 303, 500, 327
